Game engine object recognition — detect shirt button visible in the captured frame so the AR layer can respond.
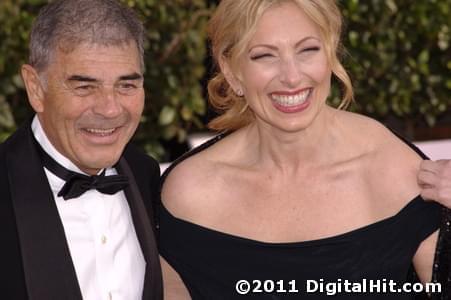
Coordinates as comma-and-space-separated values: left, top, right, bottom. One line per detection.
101, 235, 107, 244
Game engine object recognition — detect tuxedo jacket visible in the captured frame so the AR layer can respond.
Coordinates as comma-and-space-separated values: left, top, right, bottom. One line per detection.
0, 121, 163, 299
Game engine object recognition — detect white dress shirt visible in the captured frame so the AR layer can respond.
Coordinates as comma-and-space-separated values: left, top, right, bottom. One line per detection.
31, 116, 145, 300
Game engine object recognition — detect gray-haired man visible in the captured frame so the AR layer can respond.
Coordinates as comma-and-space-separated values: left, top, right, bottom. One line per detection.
0, 0, 162, 299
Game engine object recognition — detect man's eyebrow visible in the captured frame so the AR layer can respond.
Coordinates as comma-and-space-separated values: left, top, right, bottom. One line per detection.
66, 73, 143, 83
119, 73, 143, 81
67, 75, 99, 82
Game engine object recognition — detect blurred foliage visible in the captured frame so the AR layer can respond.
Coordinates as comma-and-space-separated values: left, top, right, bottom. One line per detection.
129, 0, 209, 160
0, 0, 449, 160
0, 0, 41, 142
330, 0, 450, 136
0, 0, 210, 161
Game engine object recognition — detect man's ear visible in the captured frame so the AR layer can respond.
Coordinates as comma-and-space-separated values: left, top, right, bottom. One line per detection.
218, 55, 243, 95
21, 64, 45, 113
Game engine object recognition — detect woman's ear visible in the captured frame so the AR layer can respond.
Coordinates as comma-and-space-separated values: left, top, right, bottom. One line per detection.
21, 64, 45, 113
218, 55, 243, 96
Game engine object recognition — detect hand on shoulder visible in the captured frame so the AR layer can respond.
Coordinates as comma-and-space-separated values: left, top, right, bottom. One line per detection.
418, 159, 451, 208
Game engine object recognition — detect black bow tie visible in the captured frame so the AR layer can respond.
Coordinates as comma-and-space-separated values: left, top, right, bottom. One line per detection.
34, 138, 129, 200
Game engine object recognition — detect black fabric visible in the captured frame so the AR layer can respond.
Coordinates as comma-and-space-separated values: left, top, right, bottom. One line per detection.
0, 119, 163, 300
34, 137, 129, 200
58, 170, 128, 200
429, 208, 451, 300
116, 155, 164, 300
0, 135, 29, 299
6, 121, 83, 300
389, 129, 451, 300
158, 132, 443, 300
160, 198, 441, 300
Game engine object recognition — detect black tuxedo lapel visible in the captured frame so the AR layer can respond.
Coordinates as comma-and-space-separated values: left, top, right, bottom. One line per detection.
6, 123, 82, 299
116, 158, 163, 300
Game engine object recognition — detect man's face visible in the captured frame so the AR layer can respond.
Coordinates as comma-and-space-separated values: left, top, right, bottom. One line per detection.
34, 42, 144, 174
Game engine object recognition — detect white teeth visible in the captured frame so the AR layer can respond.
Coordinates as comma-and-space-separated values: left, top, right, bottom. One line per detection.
85, 128, 116, 135
271, 89, 311, 106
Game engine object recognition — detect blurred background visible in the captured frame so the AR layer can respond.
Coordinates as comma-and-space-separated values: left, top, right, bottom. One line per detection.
0, 0, 450, 162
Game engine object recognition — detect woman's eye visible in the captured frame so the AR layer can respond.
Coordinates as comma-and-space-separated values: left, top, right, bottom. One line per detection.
301, 46, 320, 53
250, 53, 274, 60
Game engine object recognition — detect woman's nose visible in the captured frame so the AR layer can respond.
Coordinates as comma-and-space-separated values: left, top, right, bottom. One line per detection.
279, 59, 303, 88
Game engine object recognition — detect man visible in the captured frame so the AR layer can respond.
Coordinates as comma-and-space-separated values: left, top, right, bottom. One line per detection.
0, 0, 162, 299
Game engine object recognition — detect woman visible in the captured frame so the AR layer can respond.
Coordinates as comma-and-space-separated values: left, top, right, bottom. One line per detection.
159, 1, 443, 299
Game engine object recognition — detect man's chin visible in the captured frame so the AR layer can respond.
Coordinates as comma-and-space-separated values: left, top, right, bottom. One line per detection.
77, 156, 121, 174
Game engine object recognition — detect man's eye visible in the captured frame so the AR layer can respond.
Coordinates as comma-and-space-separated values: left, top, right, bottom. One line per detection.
75, 85, 95, 90
117, 82, 140, 95
73, 84, 96, 96
119, 83, 137, 89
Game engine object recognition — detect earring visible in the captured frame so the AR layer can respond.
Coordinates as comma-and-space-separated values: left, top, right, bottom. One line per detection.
235, 89, 244, 97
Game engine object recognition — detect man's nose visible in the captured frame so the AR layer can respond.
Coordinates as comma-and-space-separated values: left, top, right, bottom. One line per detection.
92, 88, 123, 118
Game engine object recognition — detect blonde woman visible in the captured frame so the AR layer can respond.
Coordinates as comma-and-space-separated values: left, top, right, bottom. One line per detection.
159, 1, 444, 299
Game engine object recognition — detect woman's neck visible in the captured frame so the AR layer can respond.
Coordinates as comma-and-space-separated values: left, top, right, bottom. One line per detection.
244, 106, 340, 174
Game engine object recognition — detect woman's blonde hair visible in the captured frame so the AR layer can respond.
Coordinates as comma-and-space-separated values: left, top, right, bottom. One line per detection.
207, 0, 353, 131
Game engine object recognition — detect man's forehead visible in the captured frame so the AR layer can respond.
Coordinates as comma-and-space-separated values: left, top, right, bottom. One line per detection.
59, 44, 139, 62
50, 43, 142, 81
57, 39, 139, 55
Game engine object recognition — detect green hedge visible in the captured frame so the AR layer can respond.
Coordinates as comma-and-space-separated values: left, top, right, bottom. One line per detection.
335, 0, 450, 136
0, 0, 449, 161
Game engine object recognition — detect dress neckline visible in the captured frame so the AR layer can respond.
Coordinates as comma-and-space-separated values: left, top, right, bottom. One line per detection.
160, 130, 428, 247
160, 195, 424, 248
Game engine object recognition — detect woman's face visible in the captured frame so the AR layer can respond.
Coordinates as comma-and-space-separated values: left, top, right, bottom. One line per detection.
228, 1, 332, 133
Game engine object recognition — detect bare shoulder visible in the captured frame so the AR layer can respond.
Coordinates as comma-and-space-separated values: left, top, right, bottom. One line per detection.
355, 113, 422, 176
338, 111, 423, 208
338, 110, 421, 165
161, 141, 218, 220
161, 132, 239, 221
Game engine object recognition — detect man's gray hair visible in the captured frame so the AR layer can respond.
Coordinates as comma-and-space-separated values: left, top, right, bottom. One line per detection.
29, 0, 145, 73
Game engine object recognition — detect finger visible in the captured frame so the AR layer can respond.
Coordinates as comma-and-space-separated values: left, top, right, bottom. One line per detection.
437, 188, 451, 204
422, 187, 451, 208
437, 159, 451, 176
419, 160, 440, 174
420, 188, 438, 201
417, 170, 437, 186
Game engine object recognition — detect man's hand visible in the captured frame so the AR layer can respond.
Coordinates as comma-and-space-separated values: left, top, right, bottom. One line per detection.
418, 159, 451, 208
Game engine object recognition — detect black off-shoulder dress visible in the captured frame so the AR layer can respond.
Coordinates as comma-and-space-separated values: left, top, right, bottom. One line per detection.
158, 134, 447, 299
